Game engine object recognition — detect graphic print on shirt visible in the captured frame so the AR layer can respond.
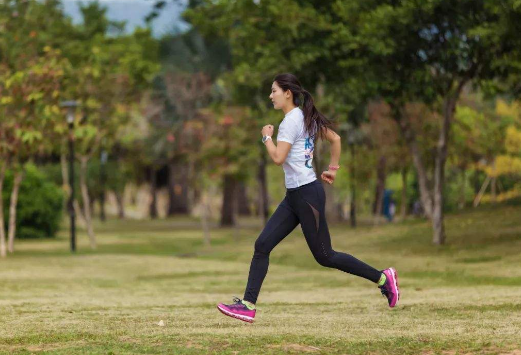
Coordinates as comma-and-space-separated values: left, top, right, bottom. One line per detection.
304, 135, 315, 169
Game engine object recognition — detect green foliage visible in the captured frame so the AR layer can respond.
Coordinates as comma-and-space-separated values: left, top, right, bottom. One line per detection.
87, 158, 133, 197
159, 29, 231, 79
185, 0, 358, 116
40, 158, 133, 203
197, 106, 259, 182
2, 164, 63, 239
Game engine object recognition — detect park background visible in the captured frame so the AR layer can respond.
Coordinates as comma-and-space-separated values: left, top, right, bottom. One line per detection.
0, 0, 520, 354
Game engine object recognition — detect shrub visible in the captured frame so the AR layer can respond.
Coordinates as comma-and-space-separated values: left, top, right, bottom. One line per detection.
2, 164, 63, 239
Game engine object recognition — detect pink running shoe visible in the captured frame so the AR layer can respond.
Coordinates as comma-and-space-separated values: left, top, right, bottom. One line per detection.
217, 297, 256, 323
379, 267, 400, 307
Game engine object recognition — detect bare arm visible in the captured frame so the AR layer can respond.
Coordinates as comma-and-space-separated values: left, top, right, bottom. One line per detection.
264, 139, 292, 166
261, 124, 292, 166
323, 127, 341, 167
320, 128, 341, 184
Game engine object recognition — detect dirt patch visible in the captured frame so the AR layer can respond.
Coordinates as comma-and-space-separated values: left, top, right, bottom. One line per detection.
6, 342, 87, 353
185, 340, 204, 349
268, 343, 321, 353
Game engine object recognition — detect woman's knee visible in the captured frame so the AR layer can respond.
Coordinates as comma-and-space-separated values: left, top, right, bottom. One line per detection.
254, 237, 271, 255
314, 252, 335, 268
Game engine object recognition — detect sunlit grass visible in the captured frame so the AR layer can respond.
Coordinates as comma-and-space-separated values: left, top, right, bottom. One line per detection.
0, 201, 520, 354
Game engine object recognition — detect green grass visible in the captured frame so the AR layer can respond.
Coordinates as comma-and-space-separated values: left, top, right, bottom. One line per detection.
0, 201, 520, 354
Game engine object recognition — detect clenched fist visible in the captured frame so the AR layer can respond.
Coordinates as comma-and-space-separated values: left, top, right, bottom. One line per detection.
321, 170, 337, 185
261, 125, 274, 137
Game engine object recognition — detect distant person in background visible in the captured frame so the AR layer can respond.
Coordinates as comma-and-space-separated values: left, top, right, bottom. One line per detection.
388, 200, 396, 222
382, 189, 395, 222
217, 73, 400, 323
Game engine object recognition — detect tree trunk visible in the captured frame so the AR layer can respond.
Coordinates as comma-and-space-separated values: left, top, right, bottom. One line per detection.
73, 200, 86, 228
7, 169, 24, 253
201, 190, 211, 246
432, 96, 457, 245
491, 177, 497, 203
324, 183, 341, 223
99, 153, 107, 222
0, 163, 7, 258
314, 139, 341, 222
473, 175, 491, 207
236, 181, 251, 216
89, 196, 96, 221
473, 170, 481, 194
458, 168, 466, 210
257, 151, 269, 224
99, 197, 106, 221
392, 106, 433, 219
337, 202, 346, 221
150, 167, 158, 219
115, 190, 125, 219
400, 167, 408, 219
221, 173, 237, 227
374, 155, 386, 216
167, 160, 189, 215
232, 187, 241, 240
349, 144, 357, 228
80, 156, 96, 249
187, 159, 195, 213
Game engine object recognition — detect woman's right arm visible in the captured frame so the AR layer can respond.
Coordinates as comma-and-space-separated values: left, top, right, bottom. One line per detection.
320, 128, 341, 184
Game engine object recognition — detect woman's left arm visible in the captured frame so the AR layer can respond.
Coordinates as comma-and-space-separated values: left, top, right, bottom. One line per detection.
261, 124, 292, 166
321, 128, 341, 184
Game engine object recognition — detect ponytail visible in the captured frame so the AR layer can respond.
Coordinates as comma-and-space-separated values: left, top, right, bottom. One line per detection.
273, 73, 332, 141
301, 89, 332, 141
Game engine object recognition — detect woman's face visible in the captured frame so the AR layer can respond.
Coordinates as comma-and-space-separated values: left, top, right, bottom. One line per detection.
269, 81, 291, 110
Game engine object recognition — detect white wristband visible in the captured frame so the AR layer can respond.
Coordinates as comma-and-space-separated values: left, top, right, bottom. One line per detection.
262, 135, 272, 144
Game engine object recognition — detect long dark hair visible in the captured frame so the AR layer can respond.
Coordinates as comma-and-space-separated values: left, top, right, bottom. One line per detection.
273, 73, 332, 140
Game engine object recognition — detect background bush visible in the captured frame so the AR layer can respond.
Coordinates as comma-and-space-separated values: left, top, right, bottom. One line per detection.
2, 164, 63, 239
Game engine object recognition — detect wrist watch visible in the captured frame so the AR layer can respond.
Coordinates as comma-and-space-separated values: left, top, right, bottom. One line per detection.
262, 135, 272, 144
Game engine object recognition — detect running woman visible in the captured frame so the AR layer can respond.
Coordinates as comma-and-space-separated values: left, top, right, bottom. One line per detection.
217, 73, 400, 323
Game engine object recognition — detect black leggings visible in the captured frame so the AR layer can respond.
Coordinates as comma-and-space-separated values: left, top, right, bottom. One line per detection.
243, 179, 382, 304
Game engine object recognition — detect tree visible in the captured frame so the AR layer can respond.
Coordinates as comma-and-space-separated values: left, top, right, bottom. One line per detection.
60, 2, 158, 242
197, 106, 258, 227
333, 0, 521, 244
0, 0, 75, 255
367, 101, 411, 220
472, 99, 521, 204
185, 0, 359, 223
1, 41, 67, 256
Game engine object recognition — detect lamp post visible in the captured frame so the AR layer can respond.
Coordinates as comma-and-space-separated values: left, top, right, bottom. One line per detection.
60, 100, 78, 252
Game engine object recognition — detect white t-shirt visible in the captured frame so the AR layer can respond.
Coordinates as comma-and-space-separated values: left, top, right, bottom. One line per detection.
276, 107, 317, 188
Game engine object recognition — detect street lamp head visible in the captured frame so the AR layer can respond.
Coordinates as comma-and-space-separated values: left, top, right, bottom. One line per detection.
60, 100, 78, 125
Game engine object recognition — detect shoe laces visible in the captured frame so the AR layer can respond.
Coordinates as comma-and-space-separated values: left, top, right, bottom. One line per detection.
229, 297, 245, 309
379, 284, 390, 299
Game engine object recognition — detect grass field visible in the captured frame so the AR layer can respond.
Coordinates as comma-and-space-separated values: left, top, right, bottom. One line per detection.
0, 200, 520, 354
